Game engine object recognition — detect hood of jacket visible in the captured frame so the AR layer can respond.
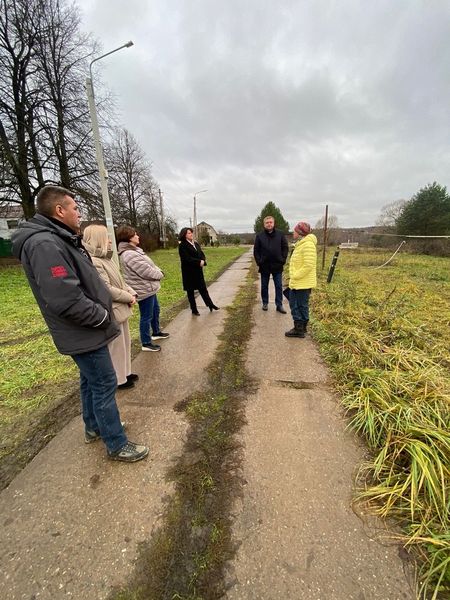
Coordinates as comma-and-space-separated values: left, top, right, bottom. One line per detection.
297, 233, 317, 247
83, 241, 112, 259
12, 214, 78, 260
118, 241, 141, 255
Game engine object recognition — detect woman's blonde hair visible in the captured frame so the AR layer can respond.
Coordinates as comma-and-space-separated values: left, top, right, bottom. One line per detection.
83, 224, 109, 255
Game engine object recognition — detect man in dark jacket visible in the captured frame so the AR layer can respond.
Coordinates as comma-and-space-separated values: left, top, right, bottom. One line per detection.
253, 215, 289, 313
11, 185, 148, 463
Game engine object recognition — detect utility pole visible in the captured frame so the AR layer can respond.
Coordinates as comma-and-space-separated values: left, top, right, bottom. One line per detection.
85, 41, 133, 266
193, 195, 197, 240
158, 188, 166, 248
192, 189, 207, 240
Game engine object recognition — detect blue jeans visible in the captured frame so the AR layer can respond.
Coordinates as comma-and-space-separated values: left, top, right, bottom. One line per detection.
260, 271, 283, 307
289, 288, 311, 323
138, 294, 160, 344
72, 345, 127, 453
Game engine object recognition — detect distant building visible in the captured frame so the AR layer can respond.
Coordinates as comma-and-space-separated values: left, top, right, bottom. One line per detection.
197, 221, 218, 245
339, 242, 359, 249
0, 204, 23, 240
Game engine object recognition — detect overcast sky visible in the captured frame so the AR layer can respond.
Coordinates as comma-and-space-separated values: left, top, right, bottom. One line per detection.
78, 0, 450, 233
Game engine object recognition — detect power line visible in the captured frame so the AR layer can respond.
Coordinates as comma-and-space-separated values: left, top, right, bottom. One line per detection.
147, 157, 193, 207
369, 233, 450, 239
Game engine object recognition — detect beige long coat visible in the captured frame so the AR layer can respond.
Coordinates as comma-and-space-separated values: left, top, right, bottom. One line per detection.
84, 244, 136, 323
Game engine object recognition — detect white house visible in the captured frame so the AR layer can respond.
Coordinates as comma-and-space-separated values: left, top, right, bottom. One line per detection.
0, 205, 23, 240
196, 221, 218, 245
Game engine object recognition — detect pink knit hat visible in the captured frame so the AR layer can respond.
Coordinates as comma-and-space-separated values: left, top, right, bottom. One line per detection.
294, 221, 311, 236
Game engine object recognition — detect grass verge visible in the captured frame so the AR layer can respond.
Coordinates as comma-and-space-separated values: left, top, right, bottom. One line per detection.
312, 249, 450, 599
110, 266, 257, 600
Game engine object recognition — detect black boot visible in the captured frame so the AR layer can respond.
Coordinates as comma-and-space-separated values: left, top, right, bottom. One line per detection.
199, 287, 218, 311
285, 321, 305, 338
187, 291, 199, 315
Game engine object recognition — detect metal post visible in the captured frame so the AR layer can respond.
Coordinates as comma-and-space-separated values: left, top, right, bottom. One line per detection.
85, 77, 119, 265
321, 204, 328, 271
327, 249, 340, 283
85, 41, 133, 266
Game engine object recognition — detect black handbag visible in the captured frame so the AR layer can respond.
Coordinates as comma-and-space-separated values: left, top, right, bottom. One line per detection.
282, 287, 290, 300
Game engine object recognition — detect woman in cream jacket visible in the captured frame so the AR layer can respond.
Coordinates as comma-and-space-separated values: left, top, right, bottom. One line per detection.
83, 225, 138, 389
285, 221, 317, 338
116, 225, 169, 352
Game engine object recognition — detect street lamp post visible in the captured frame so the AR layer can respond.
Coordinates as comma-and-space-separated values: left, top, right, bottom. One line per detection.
85, 41, 133, 265
193, 189, 208, 240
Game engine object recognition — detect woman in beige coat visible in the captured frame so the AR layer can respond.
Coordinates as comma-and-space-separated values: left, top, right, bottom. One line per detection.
83, 225, 138, 389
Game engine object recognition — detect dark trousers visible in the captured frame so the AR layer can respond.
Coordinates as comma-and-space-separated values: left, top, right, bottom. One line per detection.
72, 345, 127, 453
187, 287, 213, 311
289, 288, 311, 323
138, 294, 160, 345
260, 271, 283, 307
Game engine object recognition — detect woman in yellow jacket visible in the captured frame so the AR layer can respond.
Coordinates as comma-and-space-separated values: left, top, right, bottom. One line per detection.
285, 221, 317, 338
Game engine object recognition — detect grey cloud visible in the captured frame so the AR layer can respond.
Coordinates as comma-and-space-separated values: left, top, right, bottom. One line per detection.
78, 0, 450, 231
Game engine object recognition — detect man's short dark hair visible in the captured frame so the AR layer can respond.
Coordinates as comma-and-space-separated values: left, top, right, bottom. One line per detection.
116, 225, 136, 243
36, 185, 75, 217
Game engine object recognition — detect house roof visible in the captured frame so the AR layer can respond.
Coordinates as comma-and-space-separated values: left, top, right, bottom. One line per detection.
197, 221, 218, 234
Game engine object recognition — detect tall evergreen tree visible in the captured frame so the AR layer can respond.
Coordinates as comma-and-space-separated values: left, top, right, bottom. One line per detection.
396, 182, 450, 235
253, 201, 289, 233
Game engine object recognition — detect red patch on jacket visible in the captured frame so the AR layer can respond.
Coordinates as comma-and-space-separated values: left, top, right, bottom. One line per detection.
51, 265, 68, 278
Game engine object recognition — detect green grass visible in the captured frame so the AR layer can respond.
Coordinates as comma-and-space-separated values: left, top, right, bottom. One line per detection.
0, 246, 247, 462
313, 248, 450, 598
0, 267, 47, 343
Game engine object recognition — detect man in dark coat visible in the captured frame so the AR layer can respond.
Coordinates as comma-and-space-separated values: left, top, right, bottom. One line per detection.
11, 185, 148, 463
253, 215, 289, 313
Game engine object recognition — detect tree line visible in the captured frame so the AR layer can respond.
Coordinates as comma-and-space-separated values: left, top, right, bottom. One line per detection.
0, 0, 176, 245
253, 182, 450, 254
377, 182, 450, 255
379, 182, 450, 236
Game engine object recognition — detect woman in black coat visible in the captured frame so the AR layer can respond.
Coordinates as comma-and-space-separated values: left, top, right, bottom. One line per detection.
178, 227, 219, 315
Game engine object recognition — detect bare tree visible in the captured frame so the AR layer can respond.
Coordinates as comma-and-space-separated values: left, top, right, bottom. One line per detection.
0, 0, 171, 238
34, 0, 99, 194
0, 0, 109, 218
106, 128, 151, 227
163, 214, 178, 241
0, 0, 42, 216
138, 181, 161, 235
105, 128, 178, 244
376, 199, 407, 228
314, 214, 340, 244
